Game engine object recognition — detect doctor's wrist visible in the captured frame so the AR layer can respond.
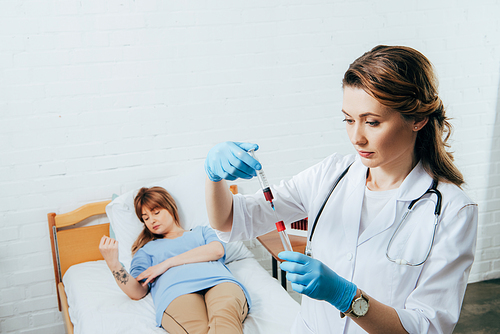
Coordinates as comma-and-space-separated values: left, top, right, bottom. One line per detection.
340, 288, 360, 314
333, 281, 358, 313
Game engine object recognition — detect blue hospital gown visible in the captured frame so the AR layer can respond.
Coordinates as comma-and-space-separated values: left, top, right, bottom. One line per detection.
129, 225, 251, 327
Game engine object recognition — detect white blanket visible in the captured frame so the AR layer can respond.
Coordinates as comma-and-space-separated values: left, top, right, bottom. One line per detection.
63, 258, 300, 334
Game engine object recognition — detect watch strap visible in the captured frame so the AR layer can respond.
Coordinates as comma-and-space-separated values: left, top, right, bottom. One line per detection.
340, 290, 369, 318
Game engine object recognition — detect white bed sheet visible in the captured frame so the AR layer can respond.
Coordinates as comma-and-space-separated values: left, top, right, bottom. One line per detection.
63, 258, 300, 334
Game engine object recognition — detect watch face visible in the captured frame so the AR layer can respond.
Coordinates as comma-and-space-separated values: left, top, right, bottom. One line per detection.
352, 298, 369, 316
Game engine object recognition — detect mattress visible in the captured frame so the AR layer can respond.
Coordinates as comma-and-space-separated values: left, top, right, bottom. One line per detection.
63, 257, 301, 334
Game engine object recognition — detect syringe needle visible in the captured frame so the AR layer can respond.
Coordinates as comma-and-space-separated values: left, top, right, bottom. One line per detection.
271, 202, 280, 220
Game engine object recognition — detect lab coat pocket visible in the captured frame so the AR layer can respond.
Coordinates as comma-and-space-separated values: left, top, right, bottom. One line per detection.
292, 312, 315, 334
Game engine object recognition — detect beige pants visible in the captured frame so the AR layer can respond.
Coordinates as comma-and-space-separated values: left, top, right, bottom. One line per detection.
161, 282, 248, 334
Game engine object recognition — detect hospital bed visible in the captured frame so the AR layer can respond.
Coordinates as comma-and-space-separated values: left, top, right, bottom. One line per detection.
48, 166, 300, 334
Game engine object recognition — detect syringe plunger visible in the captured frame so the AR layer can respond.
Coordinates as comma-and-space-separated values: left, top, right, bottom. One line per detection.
247, 149, 271, 191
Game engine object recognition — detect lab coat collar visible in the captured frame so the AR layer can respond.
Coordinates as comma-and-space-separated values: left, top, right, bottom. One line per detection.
341, 156, 367, 245
345, 156, 434, 201
396, 161, 434, 202
345, 155, 368, 188
344, 157, 434, 246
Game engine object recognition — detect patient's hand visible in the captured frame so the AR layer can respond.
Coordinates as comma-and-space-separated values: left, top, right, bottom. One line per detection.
99, 235, 120, 268
99, 235, 149, 300
136, 262, 170, 286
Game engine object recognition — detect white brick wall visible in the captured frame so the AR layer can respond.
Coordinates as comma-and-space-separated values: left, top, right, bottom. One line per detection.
1, 1, 499, 332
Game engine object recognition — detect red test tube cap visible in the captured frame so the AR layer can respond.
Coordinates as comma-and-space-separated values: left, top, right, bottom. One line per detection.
276, 221, 286, 232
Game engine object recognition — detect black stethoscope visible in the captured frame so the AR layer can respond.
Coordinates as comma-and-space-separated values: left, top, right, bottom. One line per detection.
304, 164, 442, 267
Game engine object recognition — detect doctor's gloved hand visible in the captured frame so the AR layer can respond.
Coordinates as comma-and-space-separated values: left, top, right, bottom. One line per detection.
279, 251, 357, 313
205, 141, 261, 182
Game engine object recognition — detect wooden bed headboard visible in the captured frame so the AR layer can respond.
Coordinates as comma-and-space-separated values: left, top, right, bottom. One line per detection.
47, 200, 111, 312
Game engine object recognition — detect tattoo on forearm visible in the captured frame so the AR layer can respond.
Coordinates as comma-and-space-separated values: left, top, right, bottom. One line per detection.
113, 267, 129, 285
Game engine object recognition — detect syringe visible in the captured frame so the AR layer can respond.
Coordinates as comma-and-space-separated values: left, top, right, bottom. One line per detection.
247, 149, 275, 210
247, 148, 293, 252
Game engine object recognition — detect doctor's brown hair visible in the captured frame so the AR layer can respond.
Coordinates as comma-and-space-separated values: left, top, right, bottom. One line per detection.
342, 45, 464, 187
131, 186, 181, 254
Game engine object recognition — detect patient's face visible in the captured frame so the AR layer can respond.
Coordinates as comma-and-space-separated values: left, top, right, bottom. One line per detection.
141, 207, 177, 237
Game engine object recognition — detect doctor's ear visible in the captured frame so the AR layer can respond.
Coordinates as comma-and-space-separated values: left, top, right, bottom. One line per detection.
412, 117, 428, 132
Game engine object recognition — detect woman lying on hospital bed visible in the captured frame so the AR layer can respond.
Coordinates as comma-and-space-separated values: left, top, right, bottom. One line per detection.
99, 186, 250, 334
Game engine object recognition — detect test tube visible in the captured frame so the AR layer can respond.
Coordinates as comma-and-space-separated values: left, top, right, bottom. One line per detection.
247, 149, 274, 204
276, 221, 293, 252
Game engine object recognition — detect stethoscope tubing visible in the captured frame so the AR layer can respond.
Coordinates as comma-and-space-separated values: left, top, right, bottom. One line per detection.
306, 166, 442, 267
385, 183, 442, 266
308, 164, 352, 244
385, 212, 440, 266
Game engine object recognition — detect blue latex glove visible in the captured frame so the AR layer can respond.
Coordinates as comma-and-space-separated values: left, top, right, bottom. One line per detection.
279, 251, 357, 313
205, 141, 261, 182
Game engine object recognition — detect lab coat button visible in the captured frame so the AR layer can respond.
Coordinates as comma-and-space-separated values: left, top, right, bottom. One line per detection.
346, 253, 353, 261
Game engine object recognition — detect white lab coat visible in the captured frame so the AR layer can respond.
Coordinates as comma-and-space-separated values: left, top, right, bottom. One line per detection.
216, 153, 478, 334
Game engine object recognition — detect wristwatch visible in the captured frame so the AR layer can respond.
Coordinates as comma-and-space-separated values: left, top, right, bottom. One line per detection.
340, 290, 369, 318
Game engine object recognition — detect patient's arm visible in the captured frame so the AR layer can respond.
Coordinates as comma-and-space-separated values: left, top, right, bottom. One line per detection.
136, 241, 225, 286
205, 176, 234, 232
99, 236, 149, 300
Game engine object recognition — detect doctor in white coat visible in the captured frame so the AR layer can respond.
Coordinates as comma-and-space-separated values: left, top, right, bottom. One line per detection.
204, 45, 478, 334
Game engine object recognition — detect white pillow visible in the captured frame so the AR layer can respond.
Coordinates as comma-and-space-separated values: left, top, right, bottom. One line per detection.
106, 163, 252, 271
